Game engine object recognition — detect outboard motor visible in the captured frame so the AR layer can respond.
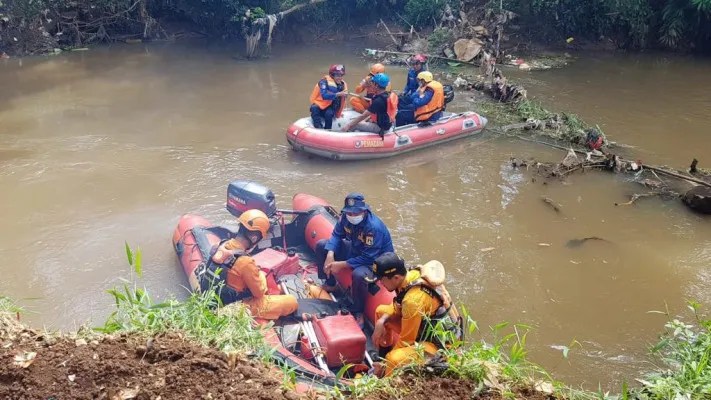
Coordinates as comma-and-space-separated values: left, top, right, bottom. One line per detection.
226, 180, 277, 218
226, 180, 281, 251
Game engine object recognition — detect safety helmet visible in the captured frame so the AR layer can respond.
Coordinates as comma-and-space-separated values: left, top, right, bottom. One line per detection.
369, 63, 386, 76
413, 54, 427, 64
329, 64, 346, 77
417, 71, 434, 83
371, 73, 390, 89
237, 209, 270, 239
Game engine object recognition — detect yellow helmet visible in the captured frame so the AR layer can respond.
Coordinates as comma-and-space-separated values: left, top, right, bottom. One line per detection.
417, 71, 434, 83
369, 63, 386, 75
237, 209, 271, 239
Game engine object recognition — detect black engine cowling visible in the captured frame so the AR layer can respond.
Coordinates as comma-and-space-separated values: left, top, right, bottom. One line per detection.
226, 180, 277, 218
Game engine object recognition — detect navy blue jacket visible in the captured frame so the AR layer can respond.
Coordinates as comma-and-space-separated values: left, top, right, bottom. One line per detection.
325, 211, 394, 270
403, 67, 427, 97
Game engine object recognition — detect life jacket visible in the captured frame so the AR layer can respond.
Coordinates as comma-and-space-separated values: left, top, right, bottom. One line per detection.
197, 238, 254, 305
414, 81, 445, 122
310, 75, 348, 118
394, 260, 464, 348
369, 92, 399, 124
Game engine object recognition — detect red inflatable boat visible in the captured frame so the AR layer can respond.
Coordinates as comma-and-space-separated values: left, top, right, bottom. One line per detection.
286, 110, 487, 161
173, 180, 414, 389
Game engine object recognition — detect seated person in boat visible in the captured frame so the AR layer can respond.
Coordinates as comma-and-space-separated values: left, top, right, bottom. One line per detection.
315, 193, 394, 326
402, 54, 427, 98
350, 63, 391, 113
369, 252, 462, 377
341, 73, 398, 138
395, 71, 445, 127
309, 64, 349, 130
208, 209, 298, 320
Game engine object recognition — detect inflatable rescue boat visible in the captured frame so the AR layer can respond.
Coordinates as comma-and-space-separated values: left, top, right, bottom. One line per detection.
172, 180, 463, 389
286, 109, 488, 161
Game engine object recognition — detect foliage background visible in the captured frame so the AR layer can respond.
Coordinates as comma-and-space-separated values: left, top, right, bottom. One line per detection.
1, 0, 710, 55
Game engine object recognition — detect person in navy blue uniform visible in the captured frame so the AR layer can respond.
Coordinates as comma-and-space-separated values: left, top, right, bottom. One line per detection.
315, 193, 394, 324
402, 54, 427, 97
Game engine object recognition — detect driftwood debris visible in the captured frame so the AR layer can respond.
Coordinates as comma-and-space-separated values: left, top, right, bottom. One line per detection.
541, 197, 563, 213
566, 237, 610, 248
514, 135, 711, 214
614, 192, 659, 207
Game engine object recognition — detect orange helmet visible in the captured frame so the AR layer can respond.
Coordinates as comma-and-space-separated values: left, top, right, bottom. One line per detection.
237, 209, 270, 239
369, 63, 386, 76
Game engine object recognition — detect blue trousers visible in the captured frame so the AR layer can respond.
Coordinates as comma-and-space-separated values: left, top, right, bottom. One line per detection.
315, 239, 375, 314
310, 105, 336, 130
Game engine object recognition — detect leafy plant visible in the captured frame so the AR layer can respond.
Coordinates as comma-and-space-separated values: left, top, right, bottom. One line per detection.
96, 242, 267, 355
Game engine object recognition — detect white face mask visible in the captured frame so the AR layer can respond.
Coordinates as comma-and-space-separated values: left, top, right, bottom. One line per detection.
346, 214, 364, 225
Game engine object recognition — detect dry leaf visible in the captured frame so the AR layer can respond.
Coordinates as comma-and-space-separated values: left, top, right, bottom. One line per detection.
13, 352, 36, 368
534, 380, 555, 394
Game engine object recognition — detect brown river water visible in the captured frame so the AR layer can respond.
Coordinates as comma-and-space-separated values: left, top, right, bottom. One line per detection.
1, 41, 710, 391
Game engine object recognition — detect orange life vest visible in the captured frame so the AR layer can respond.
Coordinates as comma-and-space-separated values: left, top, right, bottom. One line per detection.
414, 81, 445, 122
369, 92, 399, 124
310, 75, 348, 118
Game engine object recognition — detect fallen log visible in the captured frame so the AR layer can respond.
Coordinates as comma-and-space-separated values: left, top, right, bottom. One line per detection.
364, 48, 481, 66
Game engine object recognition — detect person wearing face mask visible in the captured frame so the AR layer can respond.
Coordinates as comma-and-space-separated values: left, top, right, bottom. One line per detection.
314, 193, 394, 326
208, 209, 298, 320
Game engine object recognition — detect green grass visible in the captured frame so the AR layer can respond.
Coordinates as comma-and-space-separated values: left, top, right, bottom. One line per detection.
95, 243, 268, 356
3, 245, 710, 400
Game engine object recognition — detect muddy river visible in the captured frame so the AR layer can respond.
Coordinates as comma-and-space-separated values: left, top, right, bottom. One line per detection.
1, 42, 709, 391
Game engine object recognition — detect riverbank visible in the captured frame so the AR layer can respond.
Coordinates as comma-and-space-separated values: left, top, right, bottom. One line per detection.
1, 249, 709, 400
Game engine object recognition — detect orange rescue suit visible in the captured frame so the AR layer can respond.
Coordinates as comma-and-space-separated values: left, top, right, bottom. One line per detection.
415, 81, 445, 122
350, 75, 393, 113
213, 239, 298, 320
310, 75, 347, 118
374, 269, 441, 376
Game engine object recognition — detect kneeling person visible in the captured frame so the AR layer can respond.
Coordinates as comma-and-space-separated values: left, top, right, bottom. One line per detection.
342, 73, 398, 138
207, 209, 298, 320
369, 252, 462, 376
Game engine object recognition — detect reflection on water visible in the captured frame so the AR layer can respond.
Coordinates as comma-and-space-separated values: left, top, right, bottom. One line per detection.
1, 42, 709, 390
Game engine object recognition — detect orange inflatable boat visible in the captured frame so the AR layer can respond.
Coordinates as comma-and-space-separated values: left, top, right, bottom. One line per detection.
173, 180, 415, 389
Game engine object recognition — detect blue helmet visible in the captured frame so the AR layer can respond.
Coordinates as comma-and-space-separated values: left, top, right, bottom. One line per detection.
372, 73, 390, 89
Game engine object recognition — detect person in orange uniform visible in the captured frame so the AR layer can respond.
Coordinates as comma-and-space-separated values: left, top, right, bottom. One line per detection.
310, 64, 349, 130
349, 63, 391, 113
412, 71, 445, 124
207, 209, 298, 320
368, 252, 455, 376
